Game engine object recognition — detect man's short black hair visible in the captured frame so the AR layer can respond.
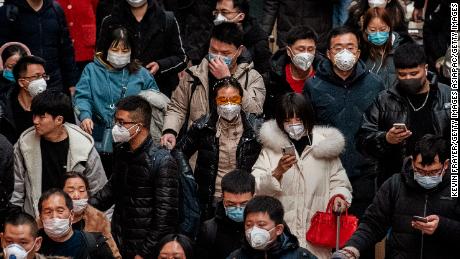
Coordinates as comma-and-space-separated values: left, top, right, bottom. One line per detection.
4, 212, 39, 238
223, 0, 250, 15
412, 134, 449, 166
12, 55, 45, 82
38, 188, 73, 214
211, 23, 244, 48
327, 26, 360, 50
244, 196, 284, 225
116, 95, 152, 128
31, 90, 73, 123
222, 169, 255, 195
394, 42, 427, 69
286, 26, 318, 46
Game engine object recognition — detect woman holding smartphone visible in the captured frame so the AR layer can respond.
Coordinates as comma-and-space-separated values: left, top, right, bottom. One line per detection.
251, 93, 353, 259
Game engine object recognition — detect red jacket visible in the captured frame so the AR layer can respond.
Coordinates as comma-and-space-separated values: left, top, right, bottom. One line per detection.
56, 0, 98, 62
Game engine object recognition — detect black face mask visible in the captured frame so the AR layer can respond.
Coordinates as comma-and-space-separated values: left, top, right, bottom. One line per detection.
397, 77, 425, 95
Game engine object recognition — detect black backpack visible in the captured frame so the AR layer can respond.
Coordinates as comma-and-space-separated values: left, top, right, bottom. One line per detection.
78, 231, 114, 259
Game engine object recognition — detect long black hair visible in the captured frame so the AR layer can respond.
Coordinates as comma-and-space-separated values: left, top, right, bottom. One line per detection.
155, 234, 195, 259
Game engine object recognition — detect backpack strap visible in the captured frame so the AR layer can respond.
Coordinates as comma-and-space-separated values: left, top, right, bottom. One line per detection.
82, 231, 109, 258
177, 68, 200, 139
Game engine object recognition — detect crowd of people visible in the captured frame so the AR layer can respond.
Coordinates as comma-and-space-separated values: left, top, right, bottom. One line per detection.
0, 0, 456, 258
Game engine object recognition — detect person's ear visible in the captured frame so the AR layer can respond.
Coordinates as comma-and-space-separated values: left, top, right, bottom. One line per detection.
18, 78, 27, 89
326, 49, 332, 60
275, 223, 284, 236
55, 115, 64, 125
34, 236, 43, 252
237, 45, 244, 58
286, 47, 293, 59
355, 49, 361, 59
236, 12, 245, 22
443, 159, 450, 171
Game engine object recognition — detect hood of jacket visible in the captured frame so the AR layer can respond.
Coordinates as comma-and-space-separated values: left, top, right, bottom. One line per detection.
315, 58, 369, 87
258, 120, 345, 159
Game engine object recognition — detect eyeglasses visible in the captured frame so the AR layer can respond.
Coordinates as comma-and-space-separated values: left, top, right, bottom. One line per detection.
366, 27, 390, 33
413, 167, 444, 177
212, 9, 239, 16
20, 73, 50, 82
329, 45, 358, 54
216, 96, 242, 105
223, 200, 249, 208
114, 120, 138, 127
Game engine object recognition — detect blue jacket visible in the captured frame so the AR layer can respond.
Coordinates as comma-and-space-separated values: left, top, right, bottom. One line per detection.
304, 59, 384, 178
74, 56, 158, 140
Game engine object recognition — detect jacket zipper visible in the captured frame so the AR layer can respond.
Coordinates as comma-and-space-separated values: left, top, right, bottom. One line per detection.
420, 194, 428, 259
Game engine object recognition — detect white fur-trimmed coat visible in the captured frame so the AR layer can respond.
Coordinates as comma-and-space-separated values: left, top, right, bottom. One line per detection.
251, 120, 352, 259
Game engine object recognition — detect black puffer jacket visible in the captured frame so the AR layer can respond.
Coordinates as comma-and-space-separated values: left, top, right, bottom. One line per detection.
0, 133, 13, 228
242, 17, 271, 76
90, 136, 179, 258
176, 112, 262, 220
0, 0, 78, 91
357, 73, 451, 185
97, 0, 187, 97
346, 160, 460, 259
261, 0, 332, 51
197, 202, 244, 259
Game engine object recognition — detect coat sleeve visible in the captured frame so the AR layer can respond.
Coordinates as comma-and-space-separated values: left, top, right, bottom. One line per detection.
0, 137, 14, 208
241, 70, 266, 115
89, 174, 114, 212
175, 120, 201, 159
434, 213, 460, 244
141, 69, 160, 91
74, 65, 94, 121
162, 73, 192, 134
10, 144, 26, 208
346, 177, 395, 252
56, 4, 79, 88
251, 150, 283, 196
156, 14, 187, 76
84, 147, 108, 195
138, 154, 179, 257
328, 158, 353, 204
261, 0, 279, 35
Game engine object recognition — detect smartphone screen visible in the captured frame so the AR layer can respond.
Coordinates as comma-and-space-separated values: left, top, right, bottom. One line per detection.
393, 123, 407, 131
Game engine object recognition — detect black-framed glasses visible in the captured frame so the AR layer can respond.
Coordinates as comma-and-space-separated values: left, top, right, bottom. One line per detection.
114, 120, 137, 127
20, 73, 50, 82
212, 9, 239, 16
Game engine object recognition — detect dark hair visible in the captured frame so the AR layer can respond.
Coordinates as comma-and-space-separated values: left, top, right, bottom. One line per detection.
212, 76, 244, 97
155, 234, 195, 259
1, 44, 28, 66
31, 90, 73, 123
393, 42, 426, 69
63, 172, 90, 196
4, 212, 39, 238
116, 95, 152, 128
327, 26, 360, 50
275, 93, 315, 134
348, 0, 406, 33
100, 27, 141, 73
211, 23, 244, 48
286, 26, 318, 46
222, 169, 255, 195
412, 134, 449, 166
244, 196, 284, 225
362, 7, 393, 61
223, 0, 250, 15
38, 188, 73, 214
12, 55, 45, 82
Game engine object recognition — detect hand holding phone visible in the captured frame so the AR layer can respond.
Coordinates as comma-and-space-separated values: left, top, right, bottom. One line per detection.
393, 123, 407, 131
412, 215, 428, 223
282, 145, 296, 156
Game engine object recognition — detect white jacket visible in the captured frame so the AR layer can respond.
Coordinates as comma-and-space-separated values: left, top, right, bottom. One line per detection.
10, 123, 107, 217
251, 120, 352, 259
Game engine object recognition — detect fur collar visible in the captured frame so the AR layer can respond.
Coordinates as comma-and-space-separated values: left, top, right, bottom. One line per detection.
258, 120, 345, 159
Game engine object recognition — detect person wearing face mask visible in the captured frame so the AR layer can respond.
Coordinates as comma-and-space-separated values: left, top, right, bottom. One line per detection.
361, 7, 408, 89
227, 196, 317, 259
161, 23, 265, 150
197, 170, 255, 259
357, 42, 451, 187
0, 42, 31, 95
62, 172, 121, 259
1, 212, 45, 259
74, 27, 158, 176
251, 93, 352, 259
0, 55, 51, 144
175, 77, 262, 221
264, 26, 322, 119
37, 189, 114, 258
90, 95, 179, 259
96, 0, 187, 98
345, 0, 411, 43
212, 0, 270, 76
305, 26, 383, 222
10, 91, 107, 221
333, 135, 459, 259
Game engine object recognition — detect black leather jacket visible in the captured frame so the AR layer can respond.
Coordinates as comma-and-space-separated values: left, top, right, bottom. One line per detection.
357, 72, 451, 185
176, 112, 262, 220
90, 136, 179, 258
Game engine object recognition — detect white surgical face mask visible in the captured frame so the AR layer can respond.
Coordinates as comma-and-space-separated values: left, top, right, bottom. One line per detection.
334, 49, 357, 71
72, 198, 88, 214
284, 123, 306, 141
126, 0, 147, 7
291, 51, 315, 71
112, 124, 140, 143
43, 217, 71, 239
217, 104, 241, 121
245, 226, 275, 250
3, 243, 35, 259
107, 51, 131, 69
27, 78, 47, 98
368, 0, 387, 8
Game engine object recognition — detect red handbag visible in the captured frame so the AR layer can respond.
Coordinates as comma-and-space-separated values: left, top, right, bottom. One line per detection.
306, 194, 358, 248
